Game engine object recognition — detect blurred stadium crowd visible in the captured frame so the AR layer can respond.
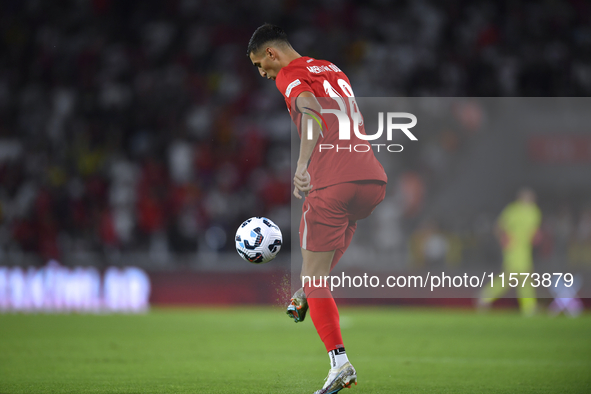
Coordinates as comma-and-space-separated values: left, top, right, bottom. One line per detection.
0, 0, 590, 267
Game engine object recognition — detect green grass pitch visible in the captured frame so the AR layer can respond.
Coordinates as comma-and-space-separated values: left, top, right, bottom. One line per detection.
1, 307, 590, 393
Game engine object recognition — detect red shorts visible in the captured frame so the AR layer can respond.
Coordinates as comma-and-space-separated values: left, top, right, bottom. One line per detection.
299, 181, 387, 252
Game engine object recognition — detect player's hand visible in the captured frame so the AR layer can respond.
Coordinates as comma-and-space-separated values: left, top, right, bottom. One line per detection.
293, 163, 312, 199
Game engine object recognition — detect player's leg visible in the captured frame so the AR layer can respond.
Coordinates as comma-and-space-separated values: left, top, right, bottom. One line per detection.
307, 181, 385, 393
516, 272, 537, 316
478, 271, 509, 308
478, 252, 514, 309
293, 181, 384, 327
513, 252, 537, 316
302, 247, 357, 393
298, 184, 359, 392
290, 182, 385, 392
330, 221, 357, 272
516, 292, 537, 316
302, 248, 344, 355
288, 184, 355, 322
326, 180, 385, 274
300, 248, 348, 368
288, 186, 365, 322
288, 220, 357, 322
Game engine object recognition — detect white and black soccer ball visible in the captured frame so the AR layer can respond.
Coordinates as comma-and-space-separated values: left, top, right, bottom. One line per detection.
235, 217, 283, 264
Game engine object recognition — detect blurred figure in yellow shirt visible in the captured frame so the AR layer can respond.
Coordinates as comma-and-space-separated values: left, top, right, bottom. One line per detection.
479, 188, 542, 316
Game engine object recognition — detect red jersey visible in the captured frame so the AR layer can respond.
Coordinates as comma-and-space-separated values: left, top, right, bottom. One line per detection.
275, 56, 387, 190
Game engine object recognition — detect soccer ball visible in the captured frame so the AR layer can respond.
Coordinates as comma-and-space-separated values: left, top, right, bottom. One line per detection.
235, 217, 283, 264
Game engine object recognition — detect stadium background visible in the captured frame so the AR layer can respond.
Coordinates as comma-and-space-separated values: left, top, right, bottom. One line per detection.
1, 2, 590, 394
0, 0, 590, 306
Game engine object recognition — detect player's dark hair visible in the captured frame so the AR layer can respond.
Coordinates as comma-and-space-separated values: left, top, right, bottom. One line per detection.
247, 24, 290, 56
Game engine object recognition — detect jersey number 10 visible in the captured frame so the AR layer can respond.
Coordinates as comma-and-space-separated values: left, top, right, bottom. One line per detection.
323, 79, 363, 126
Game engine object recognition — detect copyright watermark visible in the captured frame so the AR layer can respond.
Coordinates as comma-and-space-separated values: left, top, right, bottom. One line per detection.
303, 272, 575, 292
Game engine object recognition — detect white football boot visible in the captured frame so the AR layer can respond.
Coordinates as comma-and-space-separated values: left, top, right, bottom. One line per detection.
313, 361, 357, 394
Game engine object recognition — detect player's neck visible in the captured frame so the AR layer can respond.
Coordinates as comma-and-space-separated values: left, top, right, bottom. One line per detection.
280, 48, 302, 68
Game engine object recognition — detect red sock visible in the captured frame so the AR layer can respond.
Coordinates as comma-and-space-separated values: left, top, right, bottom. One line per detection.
304, 282, 344, 352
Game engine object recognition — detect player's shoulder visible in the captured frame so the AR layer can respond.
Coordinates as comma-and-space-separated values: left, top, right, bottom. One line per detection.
276, 56, 347, 98
277, 57, 311, 82
276, 57, 312, 98
302, 57, 343, 73
500, 203, 516, 217
278, 57, 343, 80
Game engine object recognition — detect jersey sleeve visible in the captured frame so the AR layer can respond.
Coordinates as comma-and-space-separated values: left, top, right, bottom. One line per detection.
275, 68, 313, 111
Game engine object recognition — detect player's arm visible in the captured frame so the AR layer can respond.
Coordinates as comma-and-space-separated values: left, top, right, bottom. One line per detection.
293, 91, 322, 199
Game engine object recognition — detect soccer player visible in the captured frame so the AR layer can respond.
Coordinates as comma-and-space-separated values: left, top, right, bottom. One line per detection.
479, 188, 542, 316
247, 24, 387, 393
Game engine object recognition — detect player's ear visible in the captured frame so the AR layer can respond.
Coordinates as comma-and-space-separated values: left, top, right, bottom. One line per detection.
266, 47, 277, 60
